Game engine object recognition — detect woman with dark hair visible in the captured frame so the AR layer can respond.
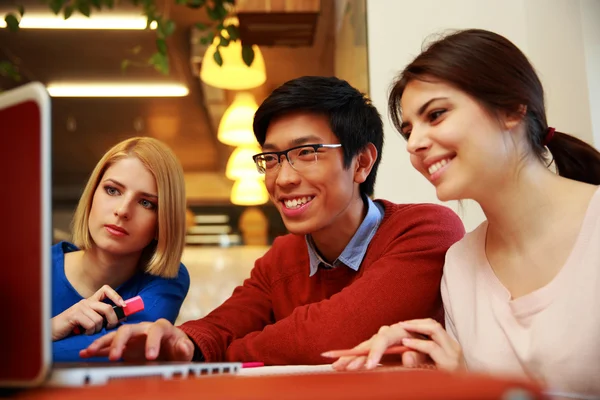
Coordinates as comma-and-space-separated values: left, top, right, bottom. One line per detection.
328, 29, 600, 395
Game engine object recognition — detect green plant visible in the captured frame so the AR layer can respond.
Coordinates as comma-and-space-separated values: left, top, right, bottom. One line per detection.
2, 0, 255, 76
0, 60, 21, 81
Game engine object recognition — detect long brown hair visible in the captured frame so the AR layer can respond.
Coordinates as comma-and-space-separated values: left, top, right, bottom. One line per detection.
389, 29, 600, 185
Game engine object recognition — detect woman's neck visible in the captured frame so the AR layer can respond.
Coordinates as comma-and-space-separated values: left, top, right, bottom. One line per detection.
68, 246, 141, 298
477, 161, 586, 253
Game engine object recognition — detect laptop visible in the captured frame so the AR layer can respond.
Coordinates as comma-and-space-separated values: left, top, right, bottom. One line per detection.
0, 82, 240, 387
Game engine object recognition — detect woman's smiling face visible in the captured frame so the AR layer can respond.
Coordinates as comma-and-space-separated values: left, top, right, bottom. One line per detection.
400, 78, 520, 202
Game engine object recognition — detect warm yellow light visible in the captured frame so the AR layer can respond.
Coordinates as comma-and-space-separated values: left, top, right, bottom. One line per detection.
226, 145, 262, 180
46, 83, 189, 97
218, 92, 259, 146
230, 178, 268, 206
0, 14, 157, 30
200, 17, 266, 90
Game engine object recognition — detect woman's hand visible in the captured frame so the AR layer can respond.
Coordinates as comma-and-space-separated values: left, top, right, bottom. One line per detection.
330, 322, 427, 371
79, 319, 195, 362
329, 318, 466, 372
396, 318, 466, 371
51, 284, 126, 341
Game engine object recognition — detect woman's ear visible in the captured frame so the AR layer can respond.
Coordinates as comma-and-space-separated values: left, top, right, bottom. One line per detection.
353, 143, 378, 184
503, 104, 527, 131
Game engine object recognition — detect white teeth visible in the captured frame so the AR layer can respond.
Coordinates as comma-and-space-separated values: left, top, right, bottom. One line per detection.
284, 196, 313, 209
428, 158, 450, 175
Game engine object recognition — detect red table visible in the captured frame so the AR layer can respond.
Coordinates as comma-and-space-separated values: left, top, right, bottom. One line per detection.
14, 367, 544, 400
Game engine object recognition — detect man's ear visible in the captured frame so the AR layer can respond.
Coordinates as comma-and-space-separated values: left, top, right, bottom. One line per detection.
503, 104, 527, 131
353, 143, 378, 184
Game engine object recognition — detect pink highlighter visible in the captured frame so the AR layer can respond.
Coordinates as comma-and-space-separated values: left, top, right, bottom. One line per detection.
72, 295, 145, 335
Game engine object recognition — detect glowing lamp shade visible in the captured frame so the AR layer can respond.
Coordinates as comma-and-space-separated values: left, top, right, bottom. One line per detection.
230, 179, 268, 206
218, 92, 259, 146
200, 18, 266, 90
226, 145, 262, 180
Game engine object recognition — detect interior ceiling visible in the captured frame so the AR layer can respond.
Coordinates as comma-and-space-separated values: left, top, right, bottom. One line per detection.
0, 0, 334, 203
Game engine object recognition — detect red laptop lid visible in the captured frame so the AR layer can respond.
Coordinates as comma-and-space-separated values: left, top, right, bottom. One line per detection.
0, 82, 52, 387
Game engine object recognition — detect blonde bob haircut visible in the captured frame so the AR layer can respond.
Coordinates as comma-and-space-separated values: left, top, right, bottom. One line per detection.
71, 137, 186, 278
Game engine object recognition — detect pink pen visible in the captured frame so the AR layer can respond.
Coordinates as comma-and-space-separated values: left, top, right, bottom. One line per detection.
72, 295, 145, 335
241, 362, 264, 368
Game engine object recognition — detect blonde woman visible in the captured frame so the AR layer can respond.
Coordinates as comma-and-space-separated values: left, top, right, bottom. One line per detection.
51, 137, 190, 362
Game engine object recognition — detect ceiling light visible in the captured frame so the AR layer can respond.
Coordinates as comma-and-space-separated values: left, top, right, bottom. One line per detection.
218, 92, 259, 146
46, 83, 189, 97
226, 145, 263, 180
200, 17, 266, 90
230, 178, 269, 206
0, 14, 157, 30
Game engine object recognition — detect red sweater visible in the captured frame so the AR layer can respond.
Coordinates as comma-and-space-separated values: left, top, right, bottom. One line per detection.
180, 200, 465, 365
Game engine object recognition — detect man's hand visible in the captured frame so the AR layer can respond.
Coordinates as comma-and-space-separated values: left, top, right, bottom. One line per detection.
79, 319, 196, 362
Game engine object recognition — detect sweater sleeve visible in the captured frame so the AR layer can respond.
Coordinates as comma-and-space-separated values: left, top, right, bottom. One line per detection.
183, 205, 465, 365
52, 263, 190, 362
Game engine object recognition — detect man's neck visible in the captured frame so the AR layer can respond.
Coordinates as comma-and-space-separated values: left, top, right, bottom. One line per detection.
309, 195, 368, 264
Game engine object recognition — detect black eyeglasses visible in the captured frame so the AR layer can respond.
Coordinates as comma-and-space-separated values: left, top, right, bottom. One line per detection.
252, 144, 343, 174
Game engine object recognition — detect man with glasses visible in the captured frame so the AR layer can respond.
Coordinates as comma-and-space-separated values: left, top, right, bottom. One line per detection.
81, 76, 465, 365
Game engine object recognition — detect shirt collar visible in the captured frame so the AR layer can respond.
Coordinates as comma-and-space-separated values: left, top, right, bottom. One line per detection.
305, 196, 384, 277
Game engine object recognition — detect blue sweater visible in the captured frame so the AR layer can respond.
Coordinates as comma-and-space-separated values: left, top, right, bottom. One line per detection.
52, 241, 190, 362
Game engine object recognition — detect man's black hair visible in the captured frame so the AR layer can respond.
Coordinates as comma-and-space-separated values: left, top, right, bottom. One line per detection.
253, 76, 384, 196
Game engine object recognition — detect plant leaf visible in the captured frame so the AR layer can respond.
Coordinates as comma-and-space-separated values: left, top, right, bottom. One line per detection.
90, 0, 102, 9
17, 5, 25, 16
4, 14, 20, 31
157, 19, 175, 37
241, 44, 255, 67
187, 0, 206, 8
154, 17, 164, 36
63, 5, 74, 19
165, 19, 176, 36
219, 36, 229, 47
0, 61, 21, 81
206, 5, 218, 20
195, 22, 207, 31
200, 36, 209, 45
49, 0, 65, 14
156, 38, 167, 55
149, 52, 169, 74
225, 24, 239, 41
213, 2, 227, 19
77, 1, 91, 17
175, 0, 187, 4
213, 48, 223, 66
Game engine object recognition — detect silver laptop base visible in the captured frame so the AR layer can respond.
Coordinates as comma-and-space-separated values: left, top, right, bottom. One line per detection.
47, 362, 241, 386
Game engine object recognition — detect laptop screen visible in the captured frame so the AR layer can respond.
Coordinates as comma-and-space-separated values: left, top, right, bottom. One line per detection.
0, 83, 52, 387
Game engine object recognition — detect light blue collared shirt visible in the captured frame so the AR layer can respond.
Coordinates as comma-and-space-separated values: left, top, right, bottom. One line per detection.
305, 196, 384, 277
